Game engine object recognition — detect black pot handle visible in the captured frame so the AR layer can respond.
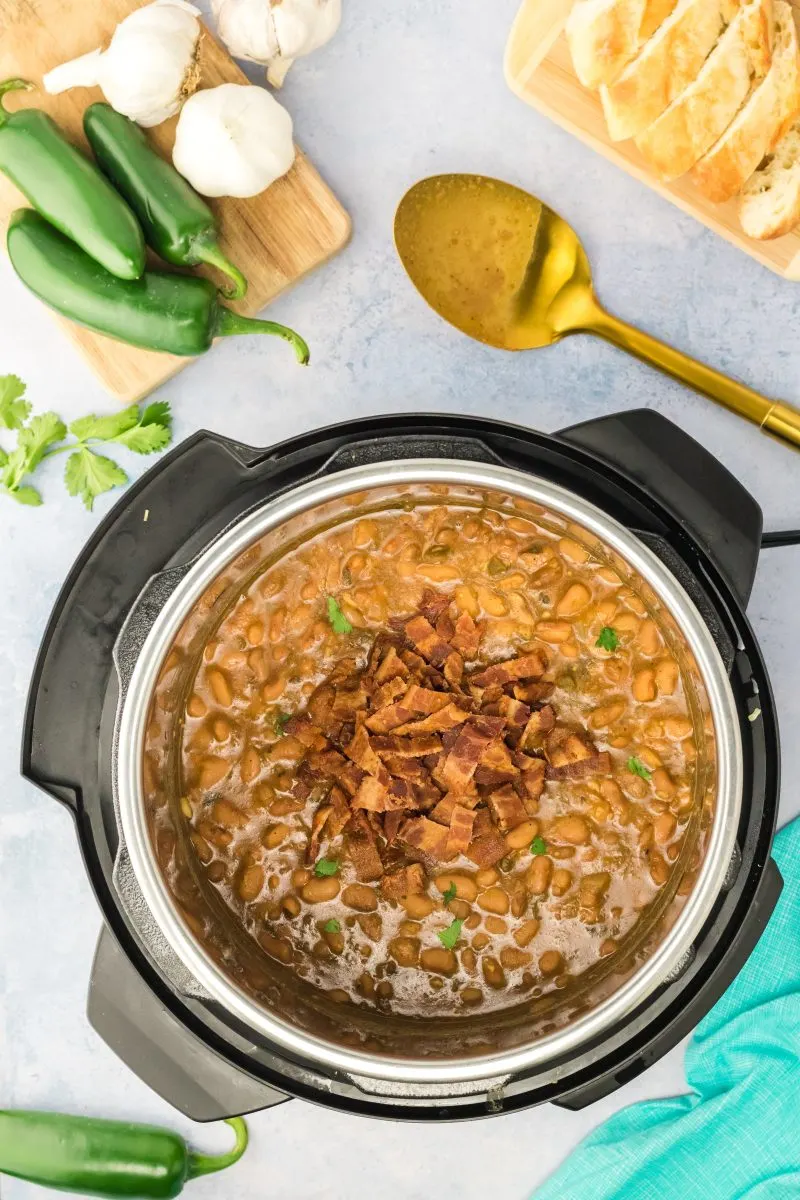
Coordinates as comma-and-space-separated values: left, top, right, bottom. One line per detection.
558, 409, 763, 608
318, 432, 506, 475
88, 926, 290, 1121
556, 856, 783, 1111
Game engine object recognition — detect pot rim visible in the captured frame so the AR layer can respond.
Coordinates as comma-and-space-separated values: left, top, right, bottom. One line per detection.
115, 459, 742, 1085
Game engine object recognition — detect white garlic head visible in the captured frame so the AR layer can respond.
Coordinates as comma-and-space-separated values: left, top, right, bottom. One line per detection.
172, 83, 295, 198
212, 0, 342, 87
43, 0, 202, 127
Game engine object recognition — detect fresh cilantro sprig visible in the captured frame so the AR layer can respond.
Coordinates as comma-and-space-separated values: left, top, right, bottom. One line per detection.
323, 918, 341, 933
326, 595, 353, 634
0, 376, 172, 510
596, 626, 620, 652
627, 756, 652, 781
314, 858, 340, 877
442, 882, 457, 907
437, 918, 464, 951
530, 836, 548, 856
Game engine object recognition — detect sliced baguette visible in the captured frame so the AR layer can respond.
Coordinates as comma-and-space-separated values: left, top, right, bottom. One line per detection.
566, 0, 679, 89
600, 0, 743, 142
739, 118, 800, 237
635, 0, 773, 181
692, 1, 800, 203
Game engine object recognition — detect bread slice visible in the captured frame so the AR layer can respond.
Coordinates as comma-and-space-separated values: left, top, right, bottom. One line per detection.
635, 0, 773, 181
739, 117, 800, 237
566, 0, 679, 88
600, 0, 743, 142
692, 2, 800, 202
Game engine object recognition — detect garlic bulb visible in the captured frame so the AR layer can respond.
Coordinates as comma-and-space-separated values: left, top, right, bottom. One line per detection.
172, 84, 295, 198
211, 0, 342, 87
43, 0, 201, 128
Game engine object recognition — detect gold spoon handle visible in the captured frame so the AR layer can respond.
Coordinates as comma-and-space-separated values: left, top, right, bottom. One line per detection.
583, 302, 800, 452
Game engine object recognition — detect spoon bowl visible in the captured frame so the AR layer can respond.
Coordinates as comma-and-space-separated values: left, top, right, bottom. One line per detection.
394, 173, 800, 452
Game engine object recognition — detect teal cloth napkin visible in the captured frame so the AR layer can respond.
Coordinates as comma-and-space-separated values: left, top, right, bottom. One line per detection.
534, 820, 800, 1200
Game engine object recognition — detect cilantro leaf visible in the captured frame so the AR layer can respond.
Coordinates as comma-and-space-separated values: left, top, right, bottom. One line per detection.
437, 918, 464, 951
9, 485, 42, 506
327, 595, 353, 635
323, 919, 341, 933
442, 882, 457, 906
2, 412, 67, 492
69, 404, 140, 443
596, 626, 620, 652
314, 858, 340, 877
627, 756, 652, 781
273, 711, 291, 736
139, 400, 172, 430
530, 836, 547, 856
0, 375, 30, 430
0, 447, 7, 470
64, 448, 128, 511
115, 421, 172, 455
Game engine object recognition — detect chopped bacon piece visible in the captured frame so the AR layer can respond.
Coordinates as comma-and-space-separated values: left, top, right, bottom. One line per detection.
470, 650, 548, 688
519, 757, 546, 809
374, 645, 409, 685
371, 733, 442, 758
446, 805, 476, 857
387, 777, 418, 808
381, 862, 426, 899
306, 802, 333, 864
466, 832, 507, 868
545, 727, 596, 769
513, 680, 554, 704
399, 816, 450, 860
436, 609, 456, 641
326, 785, 351, 838
419, 588, 453, 626
305, 748, 347, 776
335, 759, 365, 797
430, 787, 479, 826
331, 685, 369, 719
393, 703, 471, 736
383, 809, 404, 845
440, 716, 506, 791
521, 704, 556, 749
547, 751, 612, 781
346, 811, 384, 881
285, 715, 327, 749
402, 684, 451, 714
498, 696, 531, 728
486, 784, 529, 832
380, 755, 429, 781
352, 775, 390, 812
373, 676, 409, 708
443, 651, 464, 688
472, 807, 495, 838
413, 778, 444, 811
404, 615, 453, 666
364, 702, 414, 734
451, 611, 480, 658
345, 725, 387, 778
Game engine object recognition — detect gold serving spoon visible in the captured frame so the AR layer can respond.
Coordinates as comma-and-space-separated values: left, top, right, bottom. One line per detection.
394, 174, 800, 452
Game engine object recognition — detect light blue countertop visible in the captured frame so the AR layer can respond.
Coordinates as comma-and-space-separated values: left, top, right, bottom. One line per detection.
2, 2, 799, 1197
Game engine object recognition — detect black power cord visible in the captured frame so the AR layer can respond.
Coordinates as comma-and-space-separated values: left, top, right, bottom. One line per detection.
761, 530, 800, 549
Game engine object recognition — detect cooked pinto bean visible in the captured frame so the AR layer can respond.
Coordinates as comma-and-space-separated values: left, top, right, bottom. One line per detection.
421, 947, 458, 975
342, 884, 378, 912
482, 957, 507, 989
301, 877, 341, 903
478, 887, 510, 915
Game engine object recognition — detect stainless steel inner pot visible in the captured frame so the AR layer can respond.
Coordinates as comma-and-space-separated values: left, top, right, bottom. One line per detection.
114, 459, 742, 1086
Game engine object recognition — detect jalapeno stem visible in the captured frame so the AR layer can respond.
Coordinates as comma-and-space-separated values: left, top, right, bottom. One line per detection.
194, 240, 248, 301
215, 305, 310, 364
0, 78, 33, 124
186, 1117, 249, 1180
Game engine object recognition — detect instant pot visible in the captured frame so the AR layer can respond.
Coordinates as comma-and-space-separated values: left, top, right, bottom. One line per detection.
22, 409, 781, 1122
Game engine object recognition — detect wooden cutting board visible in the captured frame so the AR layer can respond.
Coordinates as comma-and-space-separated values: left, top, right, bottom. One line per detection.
0, 0, 351, 402
505, 0, 800, 282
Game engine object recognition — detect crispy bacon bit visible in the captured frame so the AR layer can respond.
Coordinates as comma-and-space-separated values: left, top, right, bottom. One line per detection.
513, 680, 554, 704
346, 811, 384, 881
545, 727, 595, 769
374, 645, 409, 685
383, 809, 404, 845
393, 703, 471, 736
519, 757, 546, 809
413, 778, 444, 812
306, 802, 333, 864
335, 760, 365, 797
345, 725, 386, 778
419, 588, 453, 626
306, 748, 347, 776
402, 684, 451, 714
466, 832, 508, 868
443, 651, 464, 688
435, 609, 456, 642
399, 815, 450, 860
440, 716, 506, 791
326, 785, 351, 838
472, 807, 494, 838
352, 775, 390, 812
365, 702, 413, 734
331, 685, 369, 720
547, 751, 612, 781
380, 755, 429, 781
446, 805, 476, 857
404, 615, 453, 666
474, 739, 518, 788
486, 783, 529, 832
498, 696, 531, 729
521, 704, 556, 749
371, 733, 442, 758
471, 650, 548, 688
285, 715, 327, 749
451, 611, 480, 657
373, 676, 409, 708
381, 862, 426, 899
430, 787, 479, 826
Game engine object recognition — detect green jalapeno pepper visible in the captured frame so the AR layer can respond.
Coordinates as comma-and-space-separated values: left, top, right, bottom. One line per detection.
0, 79, 145, 280
84, 103, 247, 300
0, 1110, 248, 1198
7, 209, 309, 363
